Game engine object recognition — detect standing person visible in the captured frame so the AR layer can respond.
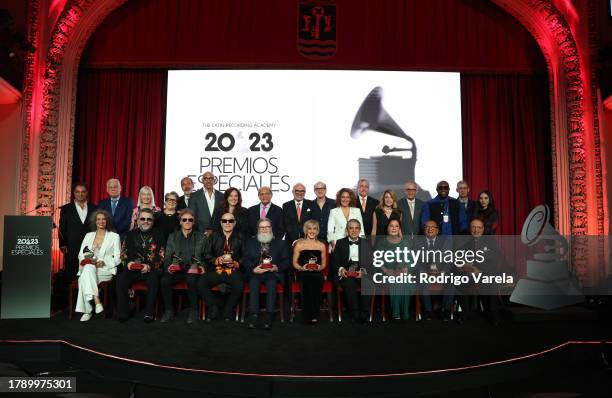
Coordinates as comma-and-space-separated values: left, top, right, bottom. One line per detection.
130, 186, 161, 230
154, 191, 180, 242
375, 218, 413, 321
198, 212, 244, 322
247, 186, 284, 239
242, 218, 290, 329
456, 180, 477, 224
75, 209, 121, 321
327, 188, 364, 251
216, 187, 249, 240
98, 178, 133, 241
421, 181, 467, 236
310, 181, 335, 242
371, 190, 402, 237
116, 208, 165, 323
59, 182, 97, 282
189, 171, 224, 235
177, 176, 195, 210
283, 183, 313, 247
292, 220, 327, 324
159, 208, 205, 324
356, 178, 379, 237
397, 181, 425, 238
472, 190, 499, 235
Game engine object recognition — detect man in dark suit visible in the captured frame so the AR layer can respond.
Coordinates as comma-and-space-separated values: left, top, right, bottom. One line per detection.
242, 218, 290, 329
310, 181, 335, 242
98, 178, 133, 241
421, 180, 467, 236
189, 171, 224, 235
282, 183, 313, 246
59, 182, 97, 282
416, 220, 454, 321
454, 218, 502, 325
356, 178, 379, 236
247, 186, 284, 239
456, 180, 476, 224
177, 176, 194, 211
397, 181, 425, 238
332, 218, 374, 323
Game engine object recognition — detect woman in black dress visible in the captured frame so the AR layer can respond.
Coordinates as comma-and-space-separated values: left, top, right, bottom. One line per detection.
292, 219, 327, 324
472, 190, 499, 235
371, 190, 402, 237
154, 191, 180, 242
217, 187, 249, 239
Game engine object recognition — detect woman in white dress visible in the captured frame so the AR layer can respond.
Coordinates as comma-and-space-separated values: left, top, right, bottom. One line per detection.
327, 188, 364, 251
76, 209, 121, 321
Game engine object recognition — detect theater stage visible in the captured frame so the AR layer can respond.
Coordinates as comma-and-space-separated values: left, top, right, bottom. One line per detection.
1, 307, 612, 397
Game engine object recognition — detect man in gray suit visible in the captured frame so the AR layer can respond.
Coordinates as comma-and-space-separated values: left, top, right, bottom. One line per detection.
397, 181, 424, 238
189, 171, 224, 236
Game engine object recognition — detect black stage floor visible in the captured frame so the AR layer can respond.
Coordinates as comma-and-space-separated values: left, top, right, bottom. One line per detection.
0, 308, 610, 376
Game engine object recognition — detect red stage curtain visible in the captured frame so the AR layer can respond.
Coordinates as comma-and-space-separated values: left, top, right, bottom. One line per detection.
81, 0, 545, 73
461, 74, 553, 235
73, 69, 167, 205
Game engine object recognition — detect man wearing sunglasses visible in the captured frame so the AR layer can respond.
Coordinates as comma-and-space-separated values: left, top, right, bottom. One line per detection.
420, 180, 467, 236
116, 208, 165, 323
160, 208, 206, 324
197, 212, 244, 322
189, 171, 224, 236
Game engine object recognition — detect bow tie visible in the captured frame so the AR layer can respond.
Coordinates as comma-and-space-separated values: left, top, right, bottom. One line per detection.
349, 240, 359, 246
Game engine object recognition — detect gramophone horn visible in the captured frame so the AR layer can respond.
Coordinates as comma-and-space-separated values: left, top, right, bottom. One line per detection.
351, 87, 416, 159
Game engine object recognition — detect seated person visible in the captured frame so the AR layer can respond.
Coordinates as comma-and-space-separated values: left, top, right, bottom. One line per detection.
331, 219, 374, 323
197, 212, 244, 322
160, 208, 205, 324
292, 220, 327, 324
116, 208, 165, 323
75, 209, 121, 322
242, 218, 290, 329
416, 220, 454, 321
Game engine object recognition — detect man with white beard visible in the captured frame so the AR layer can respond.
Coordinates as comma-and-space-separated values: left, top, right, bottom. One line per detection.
242, 218, 290, 329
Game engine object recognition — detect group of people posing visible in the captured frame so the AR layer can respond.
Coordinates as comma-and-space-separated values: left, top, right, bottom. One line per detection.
59, 172, 500, 327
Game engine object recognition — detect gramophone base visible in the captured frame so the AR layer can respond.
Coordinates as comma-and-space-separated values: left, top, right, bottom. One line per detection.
509, 278, 584, 310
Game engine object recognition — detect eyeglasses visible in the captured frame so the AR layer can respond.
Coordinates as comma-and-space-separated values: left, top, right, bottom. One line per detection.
314, 187, 326, 190
166, 198, 177, 202
258, 225, 272, 229
139, 217, 153, 222
221, 219, 235, 224
202, 177, 214, 181
437, 186, 450, 190
294, 190, 306, 194
405, 188, 417, 191
181, 218, 194, 222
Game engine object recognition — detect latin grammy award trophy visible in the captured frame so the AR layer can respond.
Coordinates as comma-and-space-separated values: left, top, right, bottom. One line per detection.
351, 86, 417, 200
510, 204, 584, 310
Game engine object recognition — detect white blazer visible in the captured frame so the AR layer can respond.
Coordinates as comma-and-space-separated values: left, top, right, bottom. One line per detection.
327, 207, 365, 243
77, 231, 121, 276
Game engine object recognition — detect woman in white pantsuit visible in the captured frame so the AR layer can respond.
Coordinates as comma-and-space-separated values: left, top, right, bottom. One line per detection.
76, 209, 121, 321
327, 188, 365, 251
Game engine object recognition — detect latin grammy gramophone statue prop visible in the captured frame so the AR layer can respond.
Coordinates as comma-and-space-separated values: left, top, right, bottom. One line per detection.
510, 204, 584, 310
351, 87, 417, 199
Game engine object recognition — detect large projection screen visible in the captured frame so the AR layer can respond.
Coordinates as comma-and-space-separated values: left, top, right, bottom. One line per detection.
165, 70, 462, 206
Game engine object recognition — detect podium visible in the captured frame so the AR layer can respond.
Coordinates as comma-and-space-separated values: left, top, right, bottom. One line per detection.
1, 216, 53, 319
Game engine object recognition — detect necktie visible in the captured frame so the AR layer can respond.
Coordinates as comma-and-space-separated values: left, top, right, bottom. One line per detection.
349, 240, 359, 245
361, 197, 366, 211
409, 201, 414, 219
296, 202, 301, 222
111, 199, 118, 216
428, 239, 433, 249
260, 205, 267, 219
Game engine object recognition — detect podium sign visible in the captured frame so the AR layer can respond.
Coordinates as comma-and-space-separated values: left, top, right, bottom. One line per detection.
1, 216, 52, 319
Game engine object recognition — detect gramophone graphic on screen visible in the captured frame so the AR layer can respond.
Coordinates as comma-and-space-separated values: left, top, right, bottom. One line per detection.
351, 87, 422, 200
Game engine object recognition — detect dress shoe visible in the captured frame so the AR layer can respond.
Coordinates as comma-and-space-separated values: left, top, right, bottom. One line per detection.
263, 313, 273, 330
80, 313, 92, 322
95, 303, 104, 314
187, 310, 198, 324
247, 314, 258, 329
442, 311, 452, 322
143, 314, 155, 323
206, 306, 219, 322
160, 310, 173, 323
423, 311, 432, 321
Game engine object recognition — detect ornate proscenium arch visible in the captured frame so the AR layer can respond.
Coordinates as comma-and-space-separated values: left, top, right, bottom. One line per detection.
21, 1, 604, 246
